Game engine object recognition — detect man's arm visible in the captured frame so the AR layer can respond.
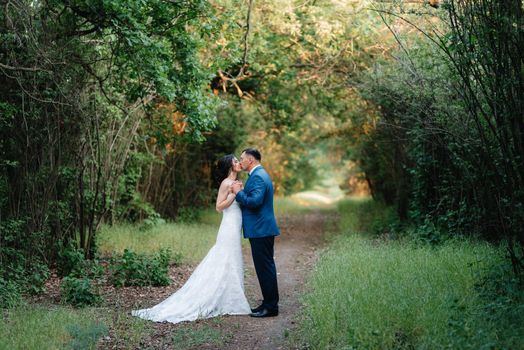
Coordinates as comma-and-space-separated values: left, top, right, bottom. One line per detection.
234, 176, 265, 209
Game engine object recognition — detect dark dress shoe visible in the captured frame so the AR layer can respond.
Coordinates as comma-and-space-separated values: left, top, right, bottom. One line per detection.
250, 308, 279, 318
250, 304, 264, 313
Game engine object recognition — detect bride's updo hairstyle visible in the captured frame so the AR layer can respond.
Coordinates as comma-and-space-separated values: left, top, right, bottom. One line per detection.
215, 154, 236, 185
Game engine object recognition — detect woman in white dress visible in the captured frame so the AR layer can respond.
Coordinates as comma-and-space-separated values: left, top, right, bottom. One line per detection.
131, 155, 251, 323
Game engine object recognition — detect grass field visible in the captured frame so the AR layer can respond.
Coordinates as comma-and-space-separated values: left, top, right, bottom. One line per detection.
0, 304, 152, 350
294, 198, 524, 349
0, 302, 237, 350
97, 221, 219, 264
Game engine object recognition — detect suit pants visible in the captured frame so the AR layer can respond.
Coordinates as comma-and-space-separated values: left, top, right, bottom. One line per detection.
249, 236, 279, 311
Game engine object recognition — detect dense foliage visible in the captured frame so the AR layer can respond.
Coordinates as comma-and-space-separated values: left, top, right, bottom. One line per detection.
0, 0, 218, 299
109, 248, 172, 287
342, 0, 524, 271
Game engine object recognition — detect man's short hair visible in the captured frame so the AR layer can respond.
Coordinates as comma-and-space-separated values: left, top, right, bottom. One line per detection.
242, 148, 261, 161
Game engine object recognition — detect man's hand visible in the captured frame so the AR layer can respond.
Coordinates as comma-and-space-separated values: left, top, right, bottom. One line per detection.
231, 181, 243, 194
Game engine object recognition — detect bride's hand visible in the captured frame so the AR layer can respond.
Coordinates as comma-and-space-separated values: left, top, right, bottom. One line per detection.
231, 181, 243, 194
228, 181, 239, 193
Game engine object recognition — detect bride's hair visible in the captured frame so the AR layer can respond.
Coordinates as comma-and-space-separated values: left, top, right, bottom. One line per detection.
215, 154, 236, 185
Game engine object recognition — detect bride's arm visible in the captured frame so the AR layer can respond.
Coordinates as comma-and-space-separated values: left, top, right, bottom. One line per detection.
216, 180, 237, 212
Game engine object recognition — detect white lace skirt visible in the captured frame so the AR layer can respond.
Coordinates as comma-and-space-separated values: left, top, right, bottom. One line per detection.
132, 202, 250, 323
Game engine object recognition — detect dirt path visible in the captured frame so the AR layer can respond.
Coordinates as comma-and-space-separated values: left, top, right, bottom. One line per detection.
128, 210, 335, 349
199, 210, 336, 350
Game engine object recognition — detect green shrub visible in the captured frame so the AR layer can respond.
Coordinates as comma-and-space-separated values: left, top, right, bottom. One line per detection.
57, 242, 86, 277
1, 244, 49, 299
446, 262, 524, 349
0, 220, 38, 298
176, 207, 201, 223
57, 240, 105, 281
61, 276, 102, 307
140, 212, 166, 231
109, 248, 172, 287
55, 240, 105, 307
0, 277, 22, 308
354, 13, 524, 255
25, 263, 50, 295
406, 216, 451, 245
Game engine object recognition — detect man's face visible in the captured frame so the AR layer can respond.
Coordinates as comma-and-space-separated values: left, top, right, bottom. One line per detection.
239, 152, 253, 171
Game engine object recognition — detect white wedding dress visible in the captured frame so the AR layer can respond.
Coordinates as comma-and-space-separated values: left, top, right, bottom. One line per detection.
131, 200, 251, 323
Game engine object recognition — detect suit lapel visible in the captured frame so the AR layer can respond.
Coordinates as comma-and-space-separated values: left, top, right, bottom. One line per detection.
245, 166, 263, 189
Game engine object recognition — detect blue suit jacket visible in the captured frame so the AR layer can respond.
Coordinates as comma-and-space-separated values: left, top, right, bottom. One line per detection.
235, 166, 280, 239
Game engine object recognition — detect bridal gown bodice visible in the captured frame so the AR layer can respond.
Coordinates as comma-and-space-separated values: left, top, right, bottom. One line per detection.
131, 200, 250, 323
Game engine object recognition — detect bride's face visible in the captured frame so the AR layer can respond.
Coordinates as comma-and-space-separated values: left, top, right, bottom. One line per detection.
232, 158, 242, 173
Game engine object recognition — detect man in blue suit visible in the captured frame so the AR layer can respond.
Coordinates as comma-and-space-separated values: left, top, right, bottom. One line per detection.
232, 148, 280, 318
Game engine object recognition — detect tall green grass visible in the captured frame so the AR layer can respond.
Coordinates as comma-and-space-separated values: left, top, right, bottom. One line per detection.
0, 306, 102, 350
0, 304, 151, 350
97, 222, 218, 264
294, 198, 523, 349
170, 324, 227, 348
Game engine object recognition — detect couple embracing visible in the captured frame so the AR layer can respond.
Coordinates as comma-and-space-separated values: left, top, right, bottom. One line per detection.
132, 148, 280, 323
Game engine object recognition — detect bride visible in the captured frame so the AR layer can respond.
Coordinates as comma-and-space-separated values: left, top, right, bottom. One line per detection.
131, 154, 251, 323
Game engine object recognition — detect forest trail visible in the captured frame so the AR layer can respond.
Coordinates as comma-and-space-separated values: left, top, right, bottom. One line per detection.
128, 208, 337, 350
216, 209, 337, 350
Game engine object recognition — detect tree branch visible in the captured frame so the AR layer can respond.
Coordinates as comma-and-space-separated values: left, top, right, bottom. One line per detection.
0, 62, 49, 72
237, 0, 254, 78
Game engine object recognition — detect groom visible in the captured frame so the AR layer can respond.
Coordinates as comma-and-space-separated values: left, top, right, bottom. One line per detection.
232, 148, 280, 318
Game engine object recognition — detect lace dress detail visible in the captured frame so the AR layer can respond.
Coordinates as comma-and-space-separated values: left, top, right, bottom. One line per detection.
131, 201, 250, 323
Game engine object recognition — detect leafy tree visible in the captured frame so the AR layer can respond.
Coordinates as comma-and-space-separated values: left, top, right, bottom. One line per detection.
349, 0, 524, 272
0, 0, 218, 279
